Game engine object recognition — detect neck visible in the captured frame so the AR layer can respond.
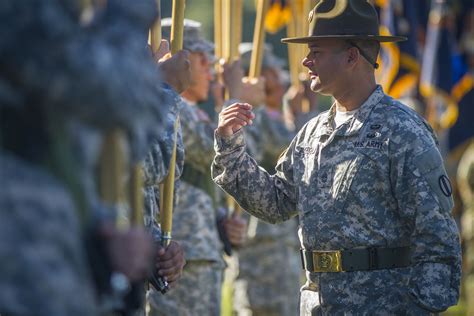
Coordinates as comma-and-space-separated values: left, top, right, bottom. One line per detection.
333, 75, 376, 112
181, 90, 199, 105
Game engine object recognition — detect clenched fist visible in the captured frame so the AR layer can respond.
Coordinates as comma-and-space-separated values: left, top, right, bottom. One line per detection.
216, 103, 255, 137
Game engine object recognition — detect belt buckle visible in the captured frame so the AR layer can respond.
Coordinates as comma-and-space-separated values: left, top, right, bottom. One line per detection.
312, 250, 342, 272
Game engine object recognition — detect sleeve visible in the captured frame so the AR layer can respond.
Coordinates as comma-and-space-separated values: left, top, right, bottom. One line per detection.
142, 91, 184, 239
211, 129, 299, 224
391, 138, 461, 312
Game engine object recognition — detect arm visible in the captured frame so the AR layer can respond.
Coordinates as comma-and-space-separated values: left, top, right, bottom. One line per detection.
212, 103, 298, 224
392, 134, 461, 312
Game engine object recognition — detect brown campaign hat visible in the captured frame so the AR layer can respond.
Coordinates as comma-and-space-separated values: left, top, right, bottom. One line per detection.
281, 0, 406, 44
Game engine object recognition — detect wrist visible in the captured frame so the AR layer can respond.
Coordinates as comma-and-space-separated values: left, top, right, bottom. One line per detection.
216, 127, 233, 138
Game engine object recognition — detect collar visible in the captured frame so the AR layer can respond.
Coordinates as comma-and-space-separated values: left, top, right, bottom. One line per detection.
317, 85, 385, 137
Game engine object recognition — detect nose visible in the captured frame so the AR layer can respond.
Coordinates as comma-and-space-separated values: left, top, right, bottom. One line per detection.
302, 56, 313, 68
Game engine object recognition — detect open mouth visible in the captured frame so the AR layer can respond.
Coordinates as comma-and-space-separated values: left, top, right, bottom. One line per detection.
309, 71, 318, 79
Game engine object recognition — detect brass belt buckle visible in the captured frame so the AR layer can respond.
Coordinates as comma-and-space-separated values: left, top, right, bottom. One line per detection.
312, 250, 343, 272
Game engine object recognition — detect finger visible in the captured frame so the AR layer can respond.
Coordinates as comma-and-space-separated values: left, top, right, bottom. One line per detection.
155, 39, 170, 60
159, 265, 180, 277
156, 257, 179, 270
166, 271, 182, 283
222, 112, 254, 125
222, 102, 252, 112
221, 110, 255, 123
223, 117, 250, 128
222, 107, 255, 119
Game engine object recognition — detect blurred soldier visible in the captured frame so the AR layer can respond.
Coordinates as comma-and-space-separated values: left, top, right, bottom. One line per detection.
0, 1, 183, 315
232, 43, 300, 316
147, 19, 247, 316
212, 1, 461, 314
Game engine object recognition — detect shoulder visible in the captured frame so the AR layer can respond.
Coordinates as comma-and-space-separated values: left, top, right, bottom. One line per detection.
375, 96, 437, 156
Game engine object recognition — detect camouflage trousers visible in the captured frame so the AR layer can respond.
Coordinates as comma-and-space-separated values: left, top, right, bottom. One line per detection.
233, 241, 301, 316
299, 283, 438, 315
147, 260, 223, 316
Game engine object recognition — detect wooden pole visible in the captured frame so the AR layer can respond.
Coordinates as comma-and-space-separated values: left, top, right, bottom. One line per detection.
149, 0, 162, 54
99, 129, 128, 230
160, 0, 185, 247
249, 0, 270, 79
170, 0, 185, 55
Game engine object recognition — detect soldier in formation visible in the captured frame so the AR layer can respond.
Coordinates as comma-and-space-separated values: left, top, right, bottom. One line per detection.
0, 1, 186, 315
148, 18, 250, 316
232, 43, 301, 316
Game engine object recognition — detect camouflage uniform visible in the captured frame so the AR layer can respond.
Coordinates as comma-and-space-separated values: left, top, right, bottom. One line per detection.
142, 85, 185, 236
148, 19, 225, 316
233, 107, 300, 316
231, 45, 301, 316
459, 141, 474, 315
144, 85, 186, 311
0, 0, 169, 314
148, 96, 225, 316
212, 86, 461, 315
0, 153, 98, 316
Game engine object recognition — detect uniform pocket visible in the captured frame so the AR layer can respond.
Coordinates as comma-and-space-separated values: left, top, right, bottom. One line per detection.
332, 155, 364, 212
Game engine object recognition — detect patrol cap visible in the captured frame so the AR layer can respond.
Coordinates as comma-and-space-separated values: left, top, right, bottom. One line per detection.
161, 18, 214, 54
239, 42, 286, 72
281, 0, 406, 44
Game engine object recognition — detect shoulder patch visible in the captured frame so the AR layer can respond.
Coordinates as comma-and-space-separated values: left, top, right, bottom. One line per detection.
413, 146, 454, 211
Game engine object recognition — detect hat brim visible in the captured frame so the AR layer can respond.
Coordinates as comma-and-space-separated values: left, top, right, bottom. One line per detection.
281, 35, 407, 44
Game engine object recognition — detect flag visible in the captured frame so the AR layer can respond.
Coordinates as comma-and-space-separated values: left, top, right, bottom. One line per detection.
449, 72, 474, 151
388, 0, 421, 99
375, 0, 401, 92
264, 0, 292, 34
420, 0, 460, 130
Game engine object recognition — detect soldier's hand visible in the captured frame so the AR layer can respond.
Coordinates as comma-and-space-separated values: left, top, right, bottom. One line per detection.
240, 76, 266, 107
158, 50, 191, 93
216, 103, 255, 137
223, 215, 247, 247
156, 40, 191, 93
155, 241, 186, 286
101, 224, 154, 282
152, 39, 171, 61
222, 59, 244, 100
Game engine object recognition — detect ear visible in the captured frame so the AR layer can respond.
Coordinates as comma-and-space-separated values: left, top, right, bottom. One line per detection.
346, 46, 360, 67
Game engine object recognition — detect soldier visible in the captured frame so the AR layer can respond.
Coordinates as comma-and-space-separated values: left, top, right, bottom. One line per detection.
143, 39, 189, 297
212, 1, 461, 315
147, 19, 247, 316
232, 43, 301, 316
0, 1, 184, 314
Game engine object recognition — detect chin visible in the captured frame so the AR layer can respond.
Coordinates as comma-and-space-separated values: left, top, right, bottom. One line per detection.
310, 81, 322, 93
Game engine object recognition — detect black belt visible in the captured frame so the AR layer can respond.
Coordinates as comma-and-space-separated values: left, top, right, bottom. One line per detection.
300, 246, 411, 273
